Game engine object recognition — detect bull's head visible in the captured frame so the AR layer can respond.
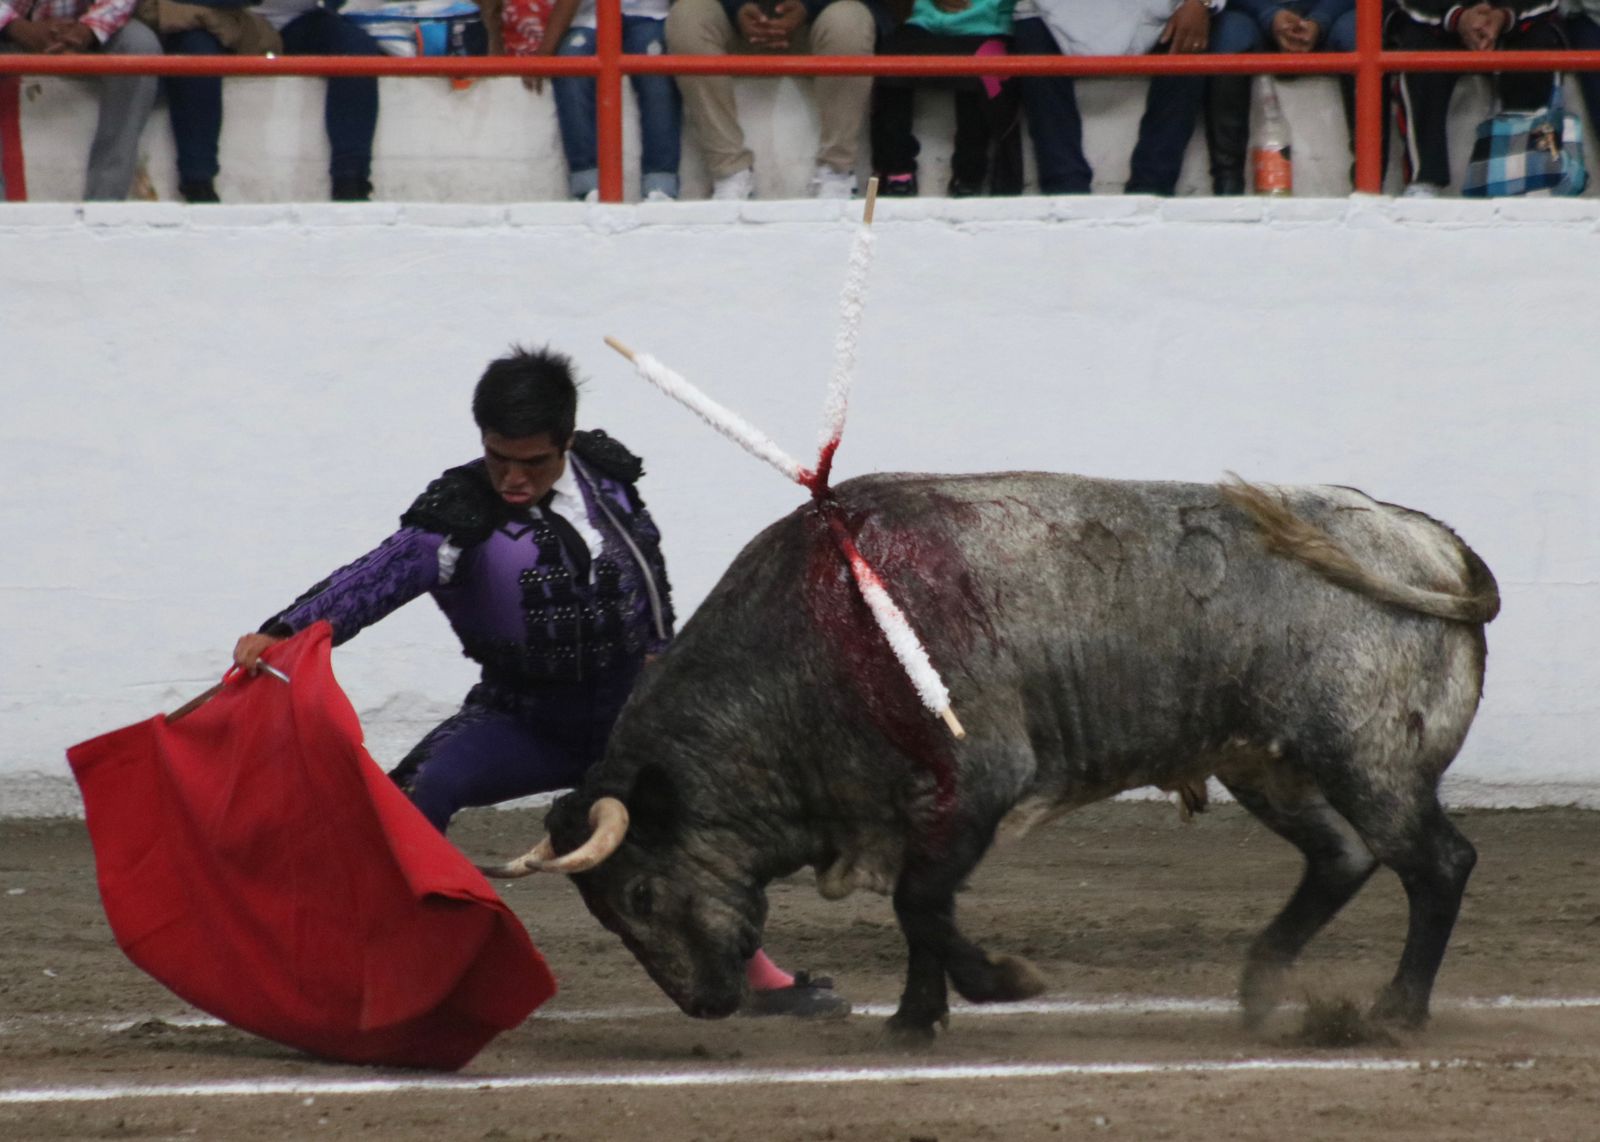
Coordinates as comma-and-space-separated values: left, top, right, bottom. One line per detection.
480, 765, 765, 1019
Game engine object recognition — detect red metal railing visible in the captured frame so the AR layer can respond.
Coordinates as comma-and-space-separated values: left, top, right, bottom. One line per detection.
3, 0, 1598, 203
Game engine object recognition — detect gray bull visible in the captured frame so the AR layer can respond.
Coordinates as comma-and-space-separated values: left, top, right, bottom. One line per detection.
490, 472, 1500, 1040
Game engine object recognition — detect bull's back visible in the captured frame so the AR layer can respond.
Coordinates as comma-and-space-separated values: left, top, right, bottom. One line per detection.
831, 472, 1491, 796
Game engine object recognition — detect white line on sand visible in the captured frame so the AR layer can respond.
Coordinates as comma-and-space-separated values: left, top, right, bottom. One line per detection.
0, 994, 1581, 1106
4, 993, 1598, 1036
0, 1058, 1434, 1105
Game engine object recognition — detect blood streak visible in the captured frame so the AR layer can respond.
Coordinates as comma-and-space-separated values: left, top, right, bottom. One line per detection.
798, 436, 841, 497
804, 497, 959, 848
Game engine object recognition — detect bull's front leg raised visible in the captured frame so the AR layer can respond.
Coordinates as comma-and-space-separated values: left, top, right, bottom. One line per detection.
888, 863, 1046, 1042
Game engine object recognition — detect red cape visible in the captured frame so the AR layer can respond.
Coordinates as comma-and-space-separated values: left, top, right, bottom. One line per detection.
66, 623, 555, 1070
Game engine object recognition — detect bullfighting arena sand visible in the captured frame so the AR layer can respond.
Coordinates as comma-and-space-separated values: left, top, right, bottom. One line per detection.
5, 800, 1600, 1141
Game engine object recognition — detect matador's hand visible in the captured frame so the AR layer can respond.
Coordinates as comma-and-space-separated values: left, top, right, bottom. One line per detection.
233, 632, 285, 674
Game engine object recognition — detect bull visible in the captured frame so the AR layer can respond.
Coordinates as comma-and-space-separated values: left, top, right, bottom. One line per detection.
485, 472, 1500, 1040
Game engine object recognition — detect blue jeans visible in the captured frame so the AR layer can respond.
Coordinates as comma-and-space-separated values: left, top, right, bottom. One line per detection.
1016, 11, 1257, 195
552, 16, 682, 198
165, 10, 383, 185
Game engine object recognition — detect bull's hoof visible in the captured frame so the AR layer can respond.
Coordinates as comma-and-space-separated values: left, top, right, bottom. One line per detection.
986, 953, 1048, 1001
884, 1009, 946, 1046
1239, 956, 1290, 1030
1369, 985, 1429, 1030
949, 952, 1048, 1004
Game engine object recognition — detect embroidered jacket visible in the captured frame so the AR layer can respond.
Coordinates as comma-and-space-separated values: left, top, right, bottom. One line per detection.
261, 430, 674, 685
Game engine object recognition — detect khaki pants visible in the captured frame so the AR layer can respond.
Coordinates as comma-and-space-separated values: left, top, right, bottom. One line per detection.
665, 0, 875, 180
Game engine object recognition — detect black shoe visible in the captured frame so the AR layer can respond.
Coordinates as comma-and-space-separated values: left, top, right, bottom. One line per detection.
878, 172, 918, 197
947, 176, 984, 197
1212, 172, 1247, 196
179, 179, 219, 204
740, 971, 852, 1020
331, 177, 373, 202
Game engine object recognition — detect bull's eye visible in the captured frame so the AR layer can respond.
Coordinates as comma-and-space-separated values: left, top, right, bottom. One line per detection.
626, 878, 654, 919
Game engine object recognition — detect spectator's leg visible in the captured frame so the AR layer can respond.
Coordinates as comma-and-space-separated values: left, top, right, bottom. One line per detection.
803, 0, 874, 176
665, 0, 751, 180
949, 86, 989, 194
1569, 14, 1600, 133
163, 27, 228, 199
870, 81, 919, 185
280, 9, 382, 199
985, 78, 1024, 195
1013, 17, 1090, 194
1499, 14, 1564, 111
1389, 15, 1457, 190
1203, 10, 1260, 195
84, 18, 160, 201
626, 15, 681, 198
552, 26, 601, 198
1128, 44, 1204, 195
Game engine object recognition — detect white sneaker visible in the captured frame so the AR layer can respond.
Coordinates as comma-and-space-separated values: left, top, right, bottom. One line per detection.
711, 168, 755, 201
1400, 182, 1443, 199
809, 164, 858, 199
580, 188, 599, 203
644, 188, 675, 203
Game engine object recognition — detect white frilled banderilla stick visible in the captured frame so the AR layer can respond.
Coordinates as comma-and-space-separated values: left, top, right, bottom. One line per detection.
603, 181, 966, 740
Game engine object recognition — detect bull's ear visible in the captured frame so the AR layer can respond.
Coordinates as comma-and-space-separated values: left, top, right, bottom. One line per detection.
625, 764, 681, 848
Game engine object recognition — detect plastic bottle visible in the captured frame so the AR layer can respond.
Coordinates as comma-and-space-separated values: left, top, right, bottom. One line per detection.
1251, 75, 1294, 197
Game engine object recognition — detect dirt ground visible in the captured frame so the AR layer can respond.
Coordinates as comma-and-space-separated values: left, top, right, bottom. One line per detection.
4, 801, 1600, 1141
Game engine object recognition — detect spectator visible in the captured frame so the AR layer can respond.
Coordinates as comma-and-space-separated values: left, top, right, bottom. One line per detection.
530, 0, 681, 201
1209, 0, 1357, 194
0, 0, 160, 200
1567, 0, 1600, 147
665, 0, 876, 199
162, 0, 385, 203
870, 0, 1023, 197
1013, 0, 1253, 196
1389, 0, 1563, 196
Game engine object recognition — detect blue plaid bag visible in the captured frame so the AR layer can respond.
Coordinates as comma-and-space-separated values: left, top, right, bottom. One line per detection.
1462, 80, 1587, 198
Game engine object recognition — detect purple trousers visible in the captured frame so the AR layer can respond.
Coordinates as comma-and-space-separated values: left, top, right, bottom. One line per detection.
392, 666, 641, 833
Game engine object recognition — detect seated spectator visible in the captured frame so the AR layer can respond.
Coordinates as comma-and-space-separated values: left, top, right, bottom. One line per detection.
529, 0, 680, 200
1210, 0, 1358, 194
665, 0, 876, 199
870, 0, 1023, 197
1568, 1, 1600, 148
1389, 0, 1564, 197
161, 0, 385, 203
1013, 0, 1253, 196
0, 0, 160, 200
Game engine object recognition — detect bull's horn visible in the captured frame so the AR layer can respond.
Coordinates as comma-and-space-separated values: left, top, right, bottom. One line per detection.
475, 835, 557, 879
476, 797, 630, 879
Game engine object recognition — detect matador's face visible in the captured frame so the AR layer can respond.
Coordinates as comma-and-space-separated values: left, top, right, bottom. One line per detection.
481, 431, 571, 508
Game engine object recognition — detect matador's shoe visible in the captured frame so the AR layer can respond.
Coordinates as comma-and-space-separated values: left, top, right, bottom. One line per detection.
740, 971, 852, 1020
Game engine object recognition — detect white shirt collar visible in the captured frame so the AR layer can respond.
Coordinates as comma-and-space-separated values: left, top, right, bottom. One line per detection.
543, 454, 607, 560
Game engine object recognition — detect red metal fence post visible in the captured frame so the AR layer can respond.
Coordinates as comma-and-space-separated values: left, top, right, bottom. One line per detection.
596, 0, 625, 202
0, 76, 26, 202
1353, 0, 1385, 193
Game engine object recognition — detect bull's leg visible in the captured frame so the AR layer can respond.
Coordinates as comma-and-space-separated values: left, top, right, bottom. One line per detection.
1219, 772, 1379, 1028
1319, 779, 1477, 1029
888, 847, 1047, 1042
887, 880, 956, 1043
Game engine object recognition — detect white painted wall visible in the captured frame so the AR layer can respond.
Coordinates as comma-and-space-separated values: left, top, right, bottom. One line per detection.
2, 195, 1597, 818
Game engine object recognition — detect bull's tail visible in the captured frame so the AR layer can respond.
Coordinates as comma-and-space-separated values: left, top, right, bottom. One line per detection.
1220, 475, 1500, 625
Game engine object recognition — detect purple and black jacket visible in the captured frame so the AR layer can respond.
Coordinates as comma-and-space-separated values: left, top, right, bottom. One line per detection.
261, 430, 675, 687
